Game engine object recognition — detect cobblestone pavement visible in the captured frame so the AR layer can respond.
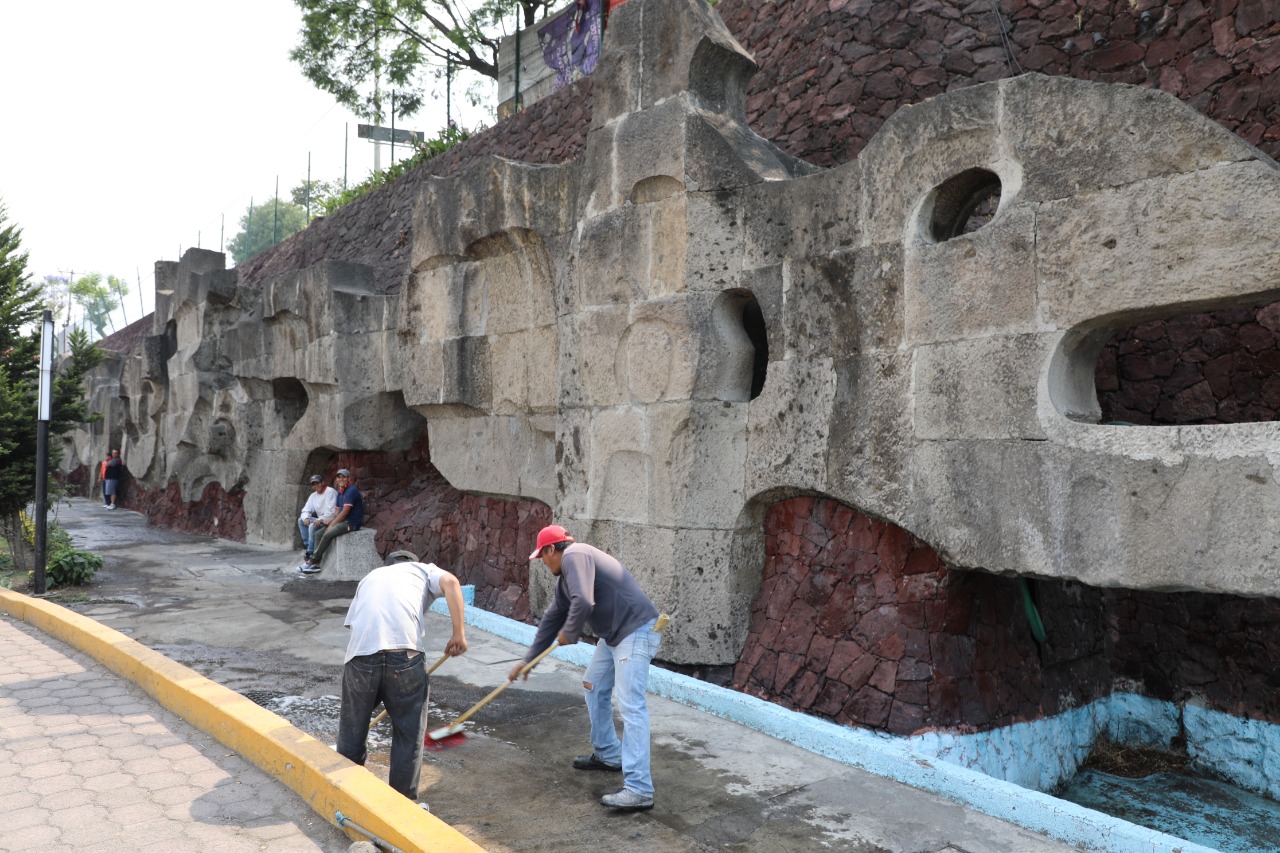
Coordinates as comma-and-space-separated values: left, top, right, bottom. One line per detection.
0, 613, 351, 853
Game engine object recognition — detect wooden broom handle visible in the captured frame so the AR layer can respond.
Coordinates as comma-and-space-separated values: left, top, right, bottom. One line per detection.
445, 642, 560, 730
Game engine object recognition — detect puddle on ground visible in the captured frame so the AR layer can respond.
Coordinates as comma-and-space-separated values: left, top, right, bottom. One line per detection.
245, 691, 490, 754
1058, 768, 1280, 853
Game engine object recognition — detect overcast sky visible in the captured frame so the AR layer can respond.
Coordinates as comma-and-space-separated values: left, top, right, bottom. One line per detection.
0, 0, 491, 333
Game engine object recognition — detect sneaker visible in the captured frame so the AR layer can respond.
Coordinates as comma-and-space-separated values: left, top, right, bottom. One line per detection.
106, 505, 116, 510
299, 562, 322, 574
601, 789, 653, 811
417, 802, 430, 812
573, 753, 622, 772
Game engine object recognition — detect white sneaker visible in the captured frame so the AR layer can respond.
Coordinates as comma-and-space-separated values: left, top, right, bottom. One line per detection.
106, 505, 116, 510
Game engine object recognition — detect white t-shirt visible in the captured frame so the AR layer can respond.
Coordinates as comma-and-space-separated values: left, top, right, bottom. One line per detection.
300, 486, 338, 522
343, 562, 448, 663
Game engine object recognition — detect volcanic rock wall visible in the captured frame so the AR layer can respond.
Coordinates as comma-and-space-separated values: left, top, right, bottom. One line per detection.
737, 496, 1280, 735
73, 0, 1280, 693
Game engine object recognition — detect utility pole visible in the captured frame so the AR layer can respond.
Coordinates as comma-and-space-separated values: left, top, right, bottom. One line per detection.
33, 310, 54, 595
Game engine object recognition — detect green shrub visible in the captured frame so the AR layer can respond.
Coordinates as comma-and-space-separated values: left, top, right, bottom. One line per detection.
320, 125, 473, 216
22, 511, 99, 587
46, 547, 101, 587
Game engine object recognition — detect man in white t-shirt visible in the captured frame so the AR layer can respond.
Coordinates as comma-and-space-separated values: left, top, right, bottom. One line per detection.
296, 474, 338, 561
335, 551, 468, 801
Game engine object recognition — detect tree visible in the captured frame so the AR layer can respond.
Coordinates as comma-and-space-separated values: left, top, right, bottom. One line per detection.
0, 202, 103, 572
68, 273, 130, 339
226, 196, 310, 266
290, 0, 556, 123
291, 179, 345, 215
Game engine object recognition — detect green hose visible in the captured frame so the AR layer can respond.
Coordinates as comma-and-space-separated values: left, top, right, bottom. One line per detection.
1017, 576, 1047, 645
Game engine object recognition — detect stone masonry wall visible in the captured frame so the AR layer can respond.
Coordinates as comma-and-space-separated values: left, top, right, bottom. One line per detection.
238, 1, 1278, 297
738, 496, 1280, 736
1097, 303, 1280, 424
717, 0, 1280, 167
734, 497, 1111, 735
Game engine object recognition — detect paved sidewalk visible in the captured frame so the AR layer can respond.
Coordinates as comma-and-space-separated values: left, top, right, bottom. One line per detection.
0, 613, 350, 853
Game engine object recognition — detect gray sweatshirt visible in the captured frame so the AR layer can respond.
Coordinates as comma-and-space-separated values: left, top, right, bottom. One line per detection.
525, 542, 659, 661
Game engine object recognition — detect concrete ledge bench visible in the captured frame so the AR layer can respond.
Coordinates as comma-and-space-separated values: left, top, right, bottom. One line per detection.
315, 528, 381, 581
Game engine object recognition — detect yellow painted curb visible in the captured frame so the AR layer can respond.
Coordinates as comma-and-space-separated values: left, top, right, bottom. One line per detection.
0, 588, 483, 853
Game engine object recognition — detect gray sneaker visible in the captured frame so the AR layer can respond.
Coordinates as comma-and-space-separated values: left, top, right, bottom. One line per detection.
601, 788, 653, 811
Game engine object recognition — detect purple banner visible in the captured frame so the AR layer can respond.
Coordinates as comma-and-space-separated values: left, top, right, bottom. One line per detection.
538, 0, 604, 91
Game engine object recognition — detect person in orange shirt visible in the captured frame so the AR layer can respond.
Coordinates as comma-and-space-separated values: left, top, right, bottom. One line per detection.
99, 452, 112, 507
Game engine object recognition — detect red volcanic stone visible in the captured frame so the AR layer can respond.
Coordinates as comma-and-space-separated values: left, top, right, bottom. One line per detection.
930, 633, 975, 676
790, 670, 824, 707
1084, 41, 1146, 72
775, 652, 807, 689
755, 649, 778, 684
876, 631, 907, 662
778, 607, 817, 655
869, 660, 898, 692
848, 685, 892, 727
847, 513, 878, 553
1203, 354, 1235, 397
898, 656, 933, 681
817, 583, 859, 636
1172, 381, 1221, 421
808, 633, 836, 671
1218, 74, 1263, 121
899, 602, 926, 630
825, 638, 865, 680
1185, 56, 1235, 95
903, 545, 943, 575
812, 680, 853, 716
857, 604, 901, 645
900, 573, 940, 603
888, 700, 926, 734
838, 650, 880, 689
876, 524, 911, 569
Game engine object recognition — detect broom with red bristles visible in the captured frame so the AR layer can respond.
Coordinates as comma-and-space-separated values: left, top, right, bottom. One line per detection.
423, 641, 562, 751
425, 612, 670, 751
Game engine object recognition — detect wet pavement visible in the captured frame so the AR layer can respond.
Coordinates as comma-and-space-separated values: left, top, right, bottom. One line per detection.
37, 497, 1083, 852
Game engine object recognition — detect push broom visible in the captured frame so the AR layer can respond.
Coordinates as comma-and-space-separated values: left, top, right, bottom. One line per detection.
424, 641, 562, 749
424, 612, 670, 750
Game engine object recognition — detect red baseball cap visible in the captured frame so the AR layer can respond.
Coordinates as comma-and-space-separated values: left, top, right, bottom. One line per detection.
529, 525, 574, 560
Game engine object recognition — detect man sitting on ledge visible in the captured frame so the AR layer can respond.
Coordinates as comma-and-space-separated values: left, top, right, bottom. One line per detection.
298, 468, 363, 574
297, 473, 338, 563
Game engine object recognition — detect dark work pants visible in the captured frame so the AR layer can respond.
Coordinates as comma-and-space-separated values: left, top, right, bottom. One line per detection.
336, 650, 428, 800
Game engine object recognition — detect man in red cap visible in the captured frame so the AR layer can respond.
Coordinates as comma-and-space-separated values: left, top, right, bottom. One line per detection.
509, 524, 662, 811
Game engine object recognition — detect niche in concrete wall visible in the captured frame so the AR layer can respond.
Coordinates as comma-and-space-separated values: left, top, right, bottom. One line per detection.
712, 288, 769, 402
919, 168, 1002, 244
1093, 300, 1280, 425
272, 377, 309, 435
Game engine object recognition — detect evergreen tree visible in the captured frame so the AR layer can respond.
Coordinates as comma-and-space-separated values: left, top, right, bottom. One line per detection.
0, 201, 103, 570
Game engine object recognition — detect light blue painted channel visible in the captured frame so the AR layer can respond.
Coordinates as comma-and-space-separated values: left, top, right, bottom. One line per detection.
431, 595, 1219, 853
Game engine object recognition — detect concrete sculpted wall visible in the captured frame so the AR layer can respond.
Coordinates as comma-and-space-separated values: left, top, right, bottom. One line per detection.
72, 0, 1280, 696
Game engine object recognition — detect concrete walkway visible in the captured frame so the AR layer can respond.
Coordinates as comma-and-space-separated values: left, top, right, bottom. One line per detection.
4, 497, 1094, 853
0, 613, 349, 853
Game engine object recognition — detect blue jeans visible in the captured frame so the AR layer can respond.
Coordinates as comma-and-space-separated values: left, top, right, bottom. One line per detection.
297, 519, 322, 552
582, 618, 661, 797
336, 650, 428, 800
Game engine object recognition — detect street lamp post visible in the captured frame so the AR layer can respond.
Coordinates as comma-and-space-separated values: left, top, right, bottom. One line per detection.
34, 309, 54, 595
